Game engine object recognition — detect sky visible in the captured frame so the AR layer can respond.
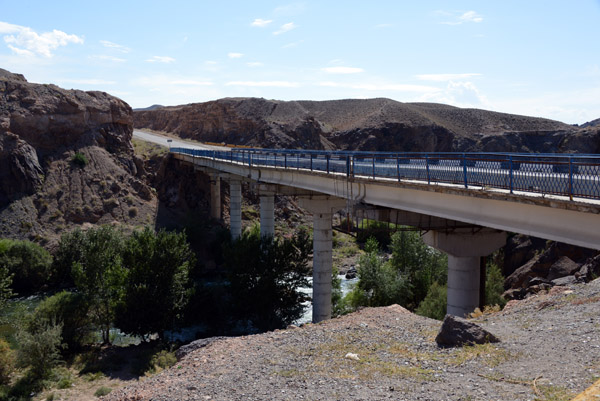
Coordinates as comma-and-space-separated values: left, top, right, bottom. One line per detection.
1, 1, 599, 124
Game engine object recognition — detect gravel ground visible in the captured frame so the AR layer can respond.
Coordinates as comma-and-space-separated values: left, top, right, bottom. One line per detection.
107, 279, 600, 401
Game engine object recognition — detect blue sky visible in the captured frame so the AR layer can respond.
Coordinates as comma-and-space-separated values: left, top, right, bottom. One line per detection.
1, 1, 599, 124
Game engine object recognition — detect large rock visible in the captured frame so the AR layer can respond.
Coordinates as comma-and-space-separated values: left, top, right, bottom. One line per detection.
435, 315, 500, 347
547, 256, 580, 281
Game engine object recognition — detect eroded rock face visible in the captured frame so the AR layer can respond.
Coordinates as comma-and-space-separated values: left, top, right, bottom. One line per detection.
134, 97, 599, 153
0, 69, 155, 245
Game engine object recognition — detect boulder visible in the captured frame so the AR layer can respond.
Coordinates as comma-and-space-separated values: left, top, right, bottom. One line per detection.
435, 315, 500, 347
576, 254, 600, 282
546, 256, 580, 281
551, 275, 577, 286
175, 336, 228, 360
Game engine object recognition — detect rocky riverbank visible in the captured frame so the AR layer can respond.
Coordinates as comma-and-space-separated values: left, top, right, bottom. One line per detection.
107, 278, 600, 401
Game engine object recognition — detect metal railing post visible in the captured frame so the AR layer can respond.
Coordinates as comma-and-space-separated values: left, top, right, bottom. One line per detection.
372, 154, 375, 179
326, 154, 330, 173
346, 155, 350, 177
509, 155, 513, 194
397, 155, 400, 182
426, 155, 431, 184
310, 154, 313, 171
463, 153, 468, 188
284, 153, 287, 169
569, 156, 574, 201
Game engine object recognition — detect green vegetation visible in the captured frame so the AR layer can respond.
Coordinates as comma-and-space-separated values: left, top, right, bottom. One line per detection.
16, 320, 64, 379
415, 281, 447, 320
0, 339, 14, 385
0, 239, 53, 295
224, 227, 311, 331
71, 152, 88, 167
94, 386, 112, 397
116, 228, 195, 340
0, 265, 12, 310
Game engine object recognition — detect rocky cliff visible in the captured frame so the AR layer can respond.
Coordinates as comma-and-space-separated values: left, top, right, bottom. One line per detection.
134, 97, 600, 153
0, 69, 155, 245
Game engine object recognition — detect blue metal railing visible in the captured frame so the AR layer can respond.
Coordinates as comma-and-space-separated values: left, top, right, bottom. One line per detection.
170, 147, 600, 201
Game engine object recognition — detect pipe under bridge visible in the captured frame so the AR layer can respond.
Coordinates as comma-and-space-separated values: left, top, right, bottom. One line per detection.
170, 147, 600, 322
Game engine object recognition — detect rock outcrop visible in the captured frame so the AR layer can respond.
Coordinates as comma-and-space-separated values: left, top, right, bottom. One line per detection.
0, 69, 155, 245
435, 314, 500, 347
134, 97, 599, 153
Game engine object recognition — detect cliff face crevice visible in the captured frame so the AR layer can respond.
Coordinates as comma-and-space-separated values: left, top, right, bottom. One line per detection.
0, 69, 156, 245
134, 97, 599, 153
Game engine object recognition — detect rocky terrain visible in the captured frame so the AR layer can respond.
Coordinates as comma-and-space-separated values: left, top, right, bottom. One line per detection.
106, 278, 600, 401
134, 97, 600, 153
0, 69, 156, 245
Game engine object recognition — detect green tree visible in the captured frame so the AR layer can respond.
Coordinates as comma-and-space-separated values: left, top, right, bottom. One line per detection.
116, 227, 196, 340
52, 229, 87, 288
415, 281, 447, 320
0, 239, 53, 295
0, 265, 13, 310
224, 228, 311, 332
389, 231, 447, 309
70, 226, 126, 344
16, 320, 64, 379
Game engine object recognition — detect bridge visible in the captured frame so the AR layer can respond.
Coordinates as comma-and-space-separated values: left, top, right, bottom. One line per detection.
169, 145, 600, 322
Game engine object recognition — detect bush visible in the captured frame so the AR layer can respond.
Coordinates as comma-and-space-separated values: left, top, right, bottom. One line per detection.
28, 291, 92, 353
148, 350, 177, 373
0, 265, 13, 310
356, 220, 393, 247
16, 320, 64, 378
224, 228, 311, 332
0, 339, 14, 384
415, 282, 447, 320
485, 262, 507, 308
354, 249, 408, 307
71, 152, 88, 167
94, 386, 112, 397
0, 239, 53, 295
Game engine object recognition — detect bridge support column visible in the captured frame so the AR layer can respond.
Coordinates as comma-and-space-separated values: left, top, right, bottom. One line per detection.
423, 229, 506, 317
259, 189, 275, 238
209, 174, 221, 221
229, 179, 242, 240
299, 196, 346, 323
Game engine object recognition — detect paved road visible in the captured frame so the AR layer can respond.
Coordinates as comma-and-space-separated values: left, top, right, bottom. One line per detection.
133, 130, 228, 150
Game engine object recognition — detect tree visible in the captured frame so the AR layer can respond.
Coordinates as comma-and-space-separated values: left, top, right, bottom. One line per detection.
224, 228, 311, 332
389, 230, 447, 309
0, 265, 13, 310
16, 320, 64, 379
70, 226, 126, 344
116, 227, 195, 340
347, 237, 408, 308
485, 262, 507, 308
0, 239, 53, 295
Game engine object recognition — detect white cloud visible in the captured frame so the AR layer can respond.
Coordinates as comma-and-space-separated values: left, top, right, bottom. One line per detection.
416, 73, 482, 82
246, 62, 264, 67
273, 22, 297, 35
100, 40, 130, 53
169, 80, 213, 86
374, 23, 393, 29
0, 21, 83, 57
228, 52, 243, 59
282, 40, 303, 49
251, 18, 273, 27
419, 81, 489, 108
226, 81, 300, 88
59, 78, 116, 85
440, 10, 483, 25
321, 66, 364, 74
146, 56, 175, 63
319, 81, 439, 93
89, 54, 126, 62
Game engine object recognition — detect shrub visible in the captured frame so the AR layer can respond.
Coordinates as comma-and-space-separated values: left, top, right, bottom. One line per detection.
0, 238, 53, 295
148, 350, 177, 373
415, 282, 447, 320
16, 320, 64, 378
71, 152, 88, 167
94, 386, 112, 397
485, 262, 507, 308
0, 338, 14, 384
28, 291, 92, 352
355, 249, 408, 307
0, 265, 13, 310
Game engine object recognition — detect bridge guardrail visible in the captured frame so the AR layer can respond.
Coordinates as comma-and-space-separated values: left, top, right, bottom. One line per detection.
170, 147, 600, 201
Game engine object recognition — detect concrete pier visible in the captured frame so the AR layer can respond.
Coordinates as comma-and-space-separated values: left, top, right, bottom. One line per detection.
229, 179, 242, 240
424, 229, 506, 317
259, 189, 275, 238
210, 174, 221, 221
299, 196, 346, 323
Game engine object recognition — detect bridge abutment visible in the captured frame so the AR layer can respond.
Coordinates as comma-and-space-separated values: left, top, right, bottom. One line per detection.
424, 229, 506, 317
299, 196, 346, 323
